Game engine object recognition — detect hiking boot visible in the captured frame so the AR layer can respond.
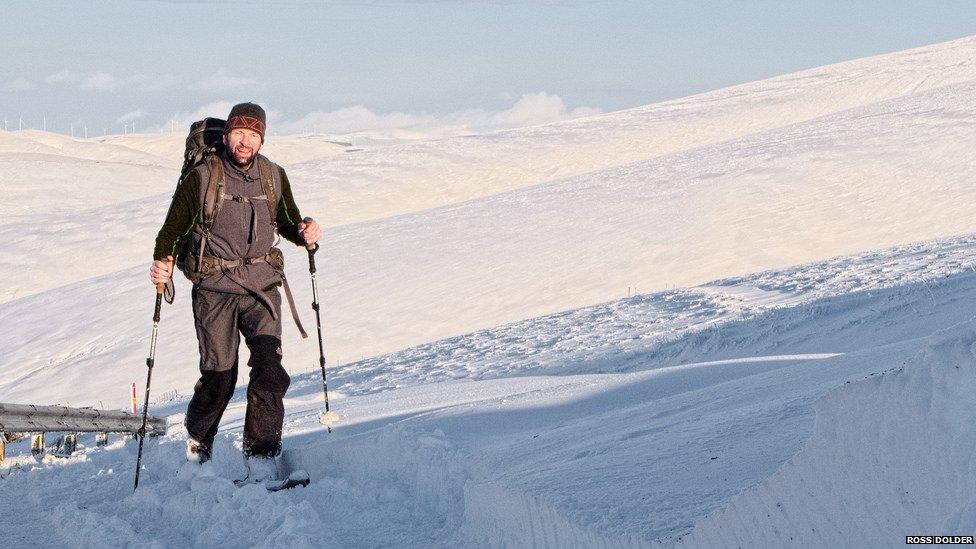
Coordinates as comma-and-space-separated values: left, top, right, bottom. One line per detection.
186, 438, 211, 464
236, 454, 280, 485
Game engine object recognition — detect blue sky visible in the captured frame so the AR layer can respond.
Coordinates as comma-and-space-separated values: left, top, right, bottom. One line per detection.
4, 0, 976, 135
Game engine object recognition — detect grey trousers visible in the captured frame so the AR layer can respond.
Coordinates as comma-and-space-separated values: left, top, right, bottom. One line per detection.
185, 286, 291, 456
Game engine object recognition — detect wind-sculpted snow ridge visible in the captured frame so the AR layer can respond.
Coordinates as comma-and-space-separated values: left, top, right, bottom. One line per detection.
298, 233, 976, 398
677, 324, 976, 548
348, 273, 976, 546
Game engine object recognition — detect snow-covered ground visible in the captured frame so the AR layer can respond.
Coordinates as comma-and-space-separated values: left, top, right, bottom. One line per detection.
3, 235, 976, 547
5, 35, 976, 546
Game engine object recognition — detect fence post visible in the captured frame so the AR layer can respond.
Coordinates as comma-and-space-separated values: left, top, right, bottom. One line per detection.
54, 434, 78, 458
30, 433, 44, 456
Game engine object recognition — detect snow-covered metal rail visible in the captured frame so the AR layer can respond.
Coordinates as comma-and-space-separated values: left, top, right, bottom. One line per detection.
0, 403, 166, 435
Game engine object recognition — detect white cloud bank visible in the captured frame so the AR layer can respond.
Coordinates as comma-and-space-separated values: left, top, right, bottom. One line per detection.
82, 72, 122, 91
45, 70, 81, 84
116, 109, 147, 124
157, 100, 236, 133
152, 93, 601, 137
276, 92, 601, 137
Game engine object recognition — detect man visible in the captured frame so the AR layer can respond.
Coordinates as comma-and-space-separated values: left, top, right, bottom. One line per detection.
149, 102, 321, 484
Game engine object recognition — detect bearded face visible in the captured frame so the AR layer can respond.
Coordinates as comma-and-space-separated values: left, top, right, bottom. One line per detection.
223, 128, 262, 167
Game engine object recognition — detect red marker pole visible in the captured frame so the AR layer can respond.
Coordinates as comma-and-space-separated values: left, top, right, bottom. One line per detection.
131, 383, 138, 414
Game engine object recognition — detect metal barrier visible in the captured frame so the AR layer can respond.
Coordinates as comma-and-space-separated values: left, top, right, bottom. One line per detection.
0, 403, 166, 434
0, 403, 167, 461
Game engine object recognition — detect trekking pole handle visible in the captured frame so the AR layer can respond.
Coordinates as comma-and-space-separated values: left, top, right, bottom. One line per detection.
307, 245, 318, 274
302, 218, 319, 276
153, 284, 164, 322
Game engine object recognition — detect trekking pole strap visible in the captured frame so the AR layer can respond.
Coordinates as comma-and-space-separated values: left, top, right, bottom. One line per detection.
163, 278, 175, 305
280, 273, 308, 339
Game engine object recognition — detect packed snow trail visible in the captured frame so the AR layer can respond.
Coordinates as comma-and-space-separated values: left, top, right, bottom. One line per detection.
5, 237, 976, 546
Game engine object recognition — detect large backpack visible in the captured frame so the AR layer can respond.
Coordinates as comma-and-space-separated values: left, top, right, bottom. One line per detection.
180, 117, 225, 183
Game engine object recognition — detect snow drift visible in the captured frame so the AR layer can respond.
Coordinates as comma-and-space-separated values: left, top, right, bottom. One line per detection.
680, 324, 976, 547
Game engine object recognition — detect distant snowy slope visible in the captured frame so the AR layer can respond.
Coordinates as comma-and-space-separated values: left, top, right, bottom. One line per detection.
5, 36, 976, 305
296, 34, 976, 225
0, 130, 170, 168
20, 32, 974, 223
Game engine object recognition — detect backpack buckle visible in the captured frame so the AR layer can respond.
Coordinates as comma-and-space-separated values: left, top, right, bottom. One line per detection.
232, 194, 245, 202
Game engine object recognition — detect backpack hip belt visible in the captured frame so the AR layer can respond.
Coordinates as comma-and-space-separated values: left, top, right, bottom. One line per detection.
201, 254, 269, 270
190, 248, 308, 339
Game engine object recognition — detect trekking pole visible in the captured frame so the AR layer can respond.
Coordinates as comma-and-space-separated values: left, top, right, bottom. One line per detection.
134, 282, 164, 490
305, 218, 336, 433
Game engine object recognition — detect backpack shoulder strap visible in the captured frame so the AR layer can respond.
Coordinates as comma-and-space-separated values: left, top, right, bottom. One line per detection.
200, 155, 225, 230
256, 154, 279, 228
187, 157, 224, 273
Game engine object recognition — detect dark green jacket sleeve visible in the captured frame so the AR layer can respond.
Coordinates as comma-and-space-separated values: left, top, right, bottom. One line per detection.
276, 167, 307, 247
153, 171, 201, 260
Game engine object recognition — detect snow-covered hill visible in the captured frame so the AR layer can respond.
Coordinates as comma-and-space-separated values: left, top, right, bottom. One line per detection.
6, 36, 976, 405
